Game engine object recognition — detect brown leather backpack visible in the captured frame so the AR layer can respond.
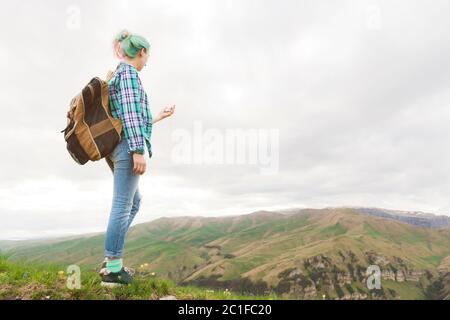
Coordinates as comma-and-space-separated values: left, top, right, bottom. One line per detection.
61, 71, 123, 165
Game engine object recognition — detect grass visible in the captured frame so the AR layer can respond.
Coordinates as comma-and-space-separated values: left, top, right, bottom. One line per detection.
380, 280, 427, 300
363, 223, 383, 238
0, 256, 278, 300
422, 254, 445, 267
399, 232, 428, 245
220, 256, 272, 280
320, 223, 348, 239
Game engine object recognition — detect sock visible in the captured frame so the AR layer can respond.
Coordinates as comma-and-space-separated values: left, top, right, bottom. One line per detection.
106, 258, 123, 273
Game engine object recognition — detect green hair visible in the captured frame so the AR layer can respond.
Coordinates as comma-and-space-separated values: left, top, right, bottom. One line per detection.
114, 30, 150, 58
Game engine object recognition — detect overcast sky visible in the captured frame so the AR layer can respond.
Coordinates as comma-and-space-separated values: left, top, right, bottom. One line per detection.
1, 0, 450, 240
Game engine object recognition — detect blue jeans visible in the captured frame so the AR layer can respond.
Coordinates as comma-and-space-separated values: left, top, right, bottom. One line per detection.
104, 137, 142, 258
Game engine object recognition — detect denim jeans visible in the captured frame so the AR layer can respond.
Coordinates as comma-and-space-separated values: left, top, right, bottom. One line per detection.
104, 137, 142, 258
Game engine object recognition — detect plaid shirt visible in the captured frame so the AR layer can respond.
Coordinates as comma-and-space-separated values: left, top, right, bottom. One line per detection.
108, 61, 153, 158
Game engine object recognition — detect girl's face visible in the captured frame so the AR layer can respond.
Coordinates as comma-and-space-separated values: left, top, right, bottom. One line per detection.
136, 48, 150, 71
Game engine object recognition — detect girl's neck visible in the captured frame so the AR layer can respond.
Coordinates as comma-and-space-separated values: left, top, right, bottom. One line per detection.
122, 58, 139, 70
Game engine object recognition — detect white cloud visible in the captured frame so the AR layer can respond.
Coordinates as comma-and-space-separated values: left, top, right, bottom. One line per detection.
1, 0, 450, 239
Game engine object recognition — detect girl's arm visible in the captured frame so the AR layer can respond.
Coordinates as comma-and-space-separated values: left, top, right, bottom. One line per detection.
118, 68, 146, 155
152, 105, 176, 124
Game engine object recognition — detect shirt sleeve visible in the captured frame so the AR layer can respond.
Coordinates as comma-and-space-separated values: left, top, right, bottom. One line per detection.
117, 67, 146, 155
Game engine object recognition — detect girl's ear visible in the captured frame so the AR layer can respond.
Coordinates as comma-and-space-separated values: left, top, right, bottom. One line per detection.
140, 48, 147, 57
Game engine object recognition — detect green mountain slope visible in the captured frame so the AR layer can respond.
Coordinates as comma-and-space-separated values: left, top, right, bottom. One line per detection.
0, 256, 275, 300
2, 208, 449, 299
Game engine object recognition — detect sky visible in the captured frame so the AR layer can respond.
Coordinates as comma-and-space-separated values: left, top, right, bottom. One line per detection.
1, 0, 450, 240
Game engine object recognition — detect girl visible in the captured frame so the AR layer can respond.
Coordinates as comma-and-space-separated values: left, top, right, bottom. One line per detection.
99, 30, 175, 286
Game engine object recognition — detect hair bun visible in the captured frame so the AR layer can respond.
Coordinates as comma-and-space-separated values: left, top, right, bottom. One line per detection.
113, 29, 149, 59
118, 30, 131, 42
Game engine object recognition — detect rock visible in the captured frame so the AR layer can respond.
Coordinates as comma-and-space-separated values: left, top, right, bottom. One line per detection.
288, 268, 302, 278
405, 270, 424, 282
159, 295, 177, 300
323, 278, 335, 291
289, 278, 317, 298
405, 270, 423, 282
336, 272, 352, 285
365, 251, 390, 266
150, 293, 158, 300
342, 293, 352, 300
382, 270, 396, 281
303, 285, 317, 298
351, 292, 368, 300
305, 255, 331, 269
396, 270, 405, 282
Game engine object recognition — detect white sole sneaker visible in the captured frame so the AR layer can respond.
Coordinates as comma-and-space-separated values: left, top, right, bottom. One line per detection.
100, 281, 125, 288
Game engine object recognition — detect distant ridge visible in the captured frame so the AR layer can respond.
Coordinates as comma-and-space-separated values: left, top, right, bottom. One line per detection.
276, 207, 450, 229
352, 207, 450, 229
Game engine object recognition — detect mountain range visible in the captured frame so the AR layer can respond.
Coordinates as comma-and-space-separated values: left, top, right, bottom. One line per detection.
1, 207, 449, 300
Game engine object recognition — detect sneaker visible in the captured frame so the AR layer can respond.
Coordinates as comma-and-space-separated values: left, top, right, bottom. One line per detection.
100, 267, 134, 287
97, 260, 107, 275
123, 266, 136, 276
98, 260, 136, 276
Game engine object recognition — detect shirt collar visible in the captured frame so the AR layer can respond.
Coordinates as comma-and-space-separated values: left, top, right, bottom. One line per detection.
119, 61, 137, 71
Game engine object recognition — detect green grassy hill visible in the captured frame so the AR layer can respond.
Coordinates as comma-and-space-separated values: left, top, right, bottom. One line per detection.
0, 256, 275, 300
1, 208, 449, 300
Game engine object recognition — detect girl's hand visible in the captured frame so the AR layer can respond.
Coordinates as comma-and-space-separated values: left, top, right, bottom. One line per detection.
132, 153, 146, 175
158, 105, 175, 121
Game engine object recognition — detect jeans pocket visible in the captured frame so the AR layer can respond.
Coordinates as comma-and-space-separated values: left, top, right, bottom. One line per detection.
110, 138, 123, 160
114, 139, 132, 162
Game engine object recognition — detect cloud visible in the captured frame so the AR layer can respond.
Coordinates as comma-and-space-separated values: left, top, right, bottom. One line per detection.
1, 0, 450, 239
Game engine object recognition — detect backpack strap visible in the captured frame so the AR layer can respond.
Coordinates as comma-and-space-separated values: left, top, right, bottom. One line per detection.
106, 63, 121, 82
